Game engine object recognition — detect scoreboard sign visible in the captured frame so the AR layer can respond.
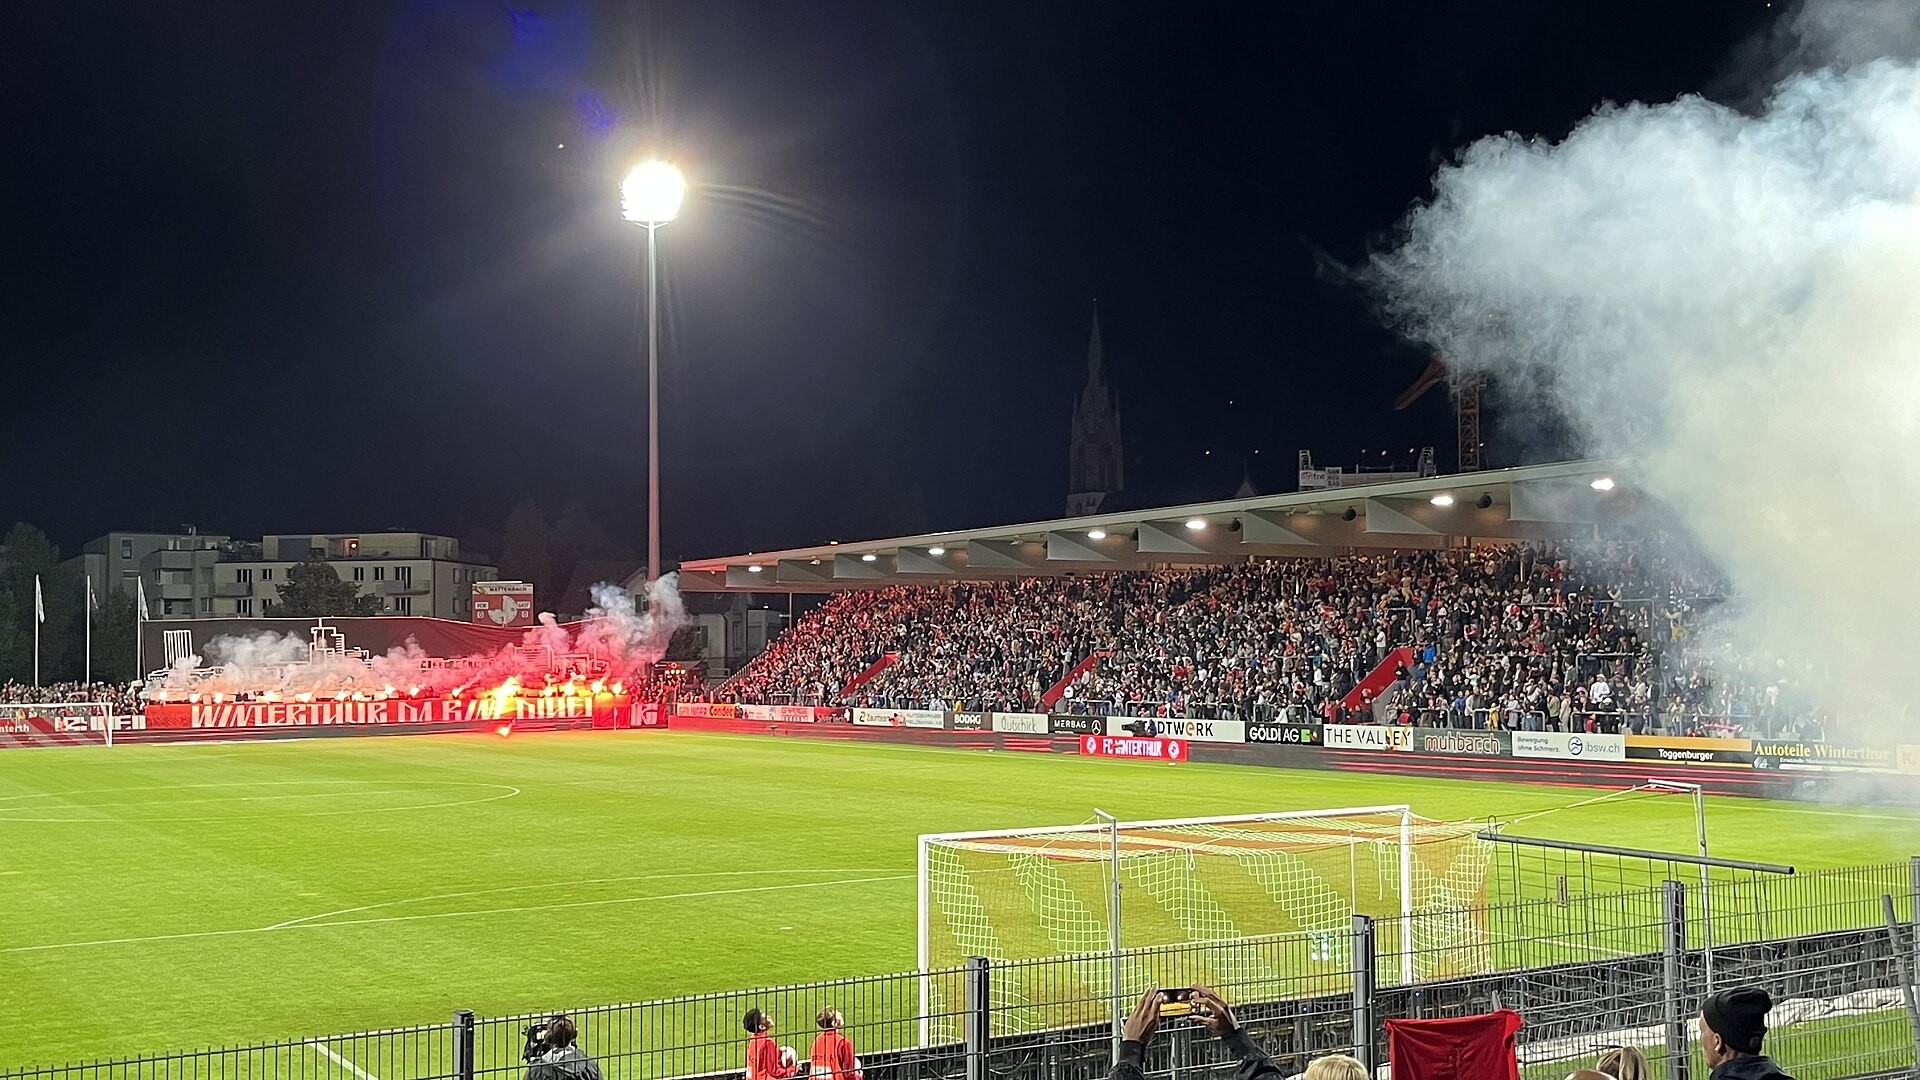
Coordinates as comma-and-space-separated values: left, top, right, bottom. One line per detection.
472, 581, 535, 627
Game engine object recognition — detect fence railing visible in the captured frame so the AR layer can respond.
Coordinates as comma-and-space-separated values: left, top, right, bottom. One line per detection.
8, 859, 1916, 1080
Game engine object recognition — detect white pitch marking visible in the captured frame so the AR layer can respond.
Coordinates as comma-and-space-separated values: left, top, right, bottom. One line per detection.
2, 872, 913, 954
306, 1040, 381, 1080
0, 781, 521, 823
263, 868, 911, 930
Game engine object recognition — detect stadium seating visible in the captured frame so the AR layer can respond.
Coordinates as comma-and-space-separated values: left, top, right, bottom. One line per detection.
720, 543, 1829, 739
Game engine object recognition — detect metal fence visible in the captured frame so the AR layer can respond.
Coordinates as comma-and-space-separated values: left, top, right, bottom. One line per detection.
8, 859, 1916, 1080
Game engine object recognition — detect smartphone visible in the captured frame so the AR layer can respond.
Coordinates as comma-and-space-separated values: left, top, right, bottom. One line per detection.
1157, 988, 1194, 1017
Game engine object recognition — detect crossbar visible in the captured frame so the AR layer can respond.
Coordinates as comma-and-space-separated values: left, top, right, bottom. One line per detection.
1477, 831, 1795, 875
920, 804, 1413, 844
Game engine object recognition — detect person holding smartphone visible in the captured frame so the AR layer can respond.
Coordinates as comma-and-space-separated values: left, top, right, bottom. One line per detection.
1111, 985, 1282, 1080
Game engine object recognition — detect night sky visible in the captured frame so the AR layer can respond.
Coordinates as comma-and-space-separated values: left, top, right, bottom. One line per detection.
3, 1, 1772, 563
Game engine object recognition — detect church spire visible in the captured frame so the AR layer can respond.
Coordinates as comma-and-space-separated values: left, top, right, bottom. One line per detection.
1068, 301, 1123, 516
1087, 301, 1104, 385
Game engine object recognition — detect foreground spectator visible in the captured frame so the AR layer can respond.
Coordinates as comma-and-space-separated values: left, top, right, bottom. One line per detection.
808, 1007, 862, 1080
1595, 1045, 1649, 1080
523, 1016, 603, 1080
1112, 985, 1281, 1080
1300, 1055, 1367, 1080
1699, 988, 1793, 1080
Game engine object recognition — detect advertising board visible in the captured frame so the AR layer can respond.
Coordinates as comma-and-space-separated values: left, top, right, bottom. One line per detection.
992, 712, 1050, 735
1751, 740, 1896, 772
951, 712, 987, 731
1410, 730, 1508, 756
1323, 724, 1414, 751
1077, 735, 1188, 762
852, 708, 947, 729
1102, 717, 1246, 743
1247, 723, 1321, 745
1511, 731, 1626, 762
1048, 714, 1103, 736
1625, 735, 1753, 767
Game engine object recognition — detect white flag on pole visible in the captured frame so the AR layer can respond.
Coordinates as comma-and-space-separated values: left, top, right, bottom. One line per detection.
136, 577, 149, 621
34, 575, 44, 624
87, 577, 97, 614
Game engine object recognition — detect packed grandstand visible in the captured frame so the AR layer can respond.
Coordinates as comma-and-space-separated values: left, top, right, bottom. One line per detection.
717, 541, 1827, 740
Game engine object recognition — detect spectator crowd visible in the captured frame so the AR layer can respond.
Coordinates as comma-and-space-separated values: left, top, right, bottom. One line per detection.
0, 679, 142, 716
721, 542, 1837, 739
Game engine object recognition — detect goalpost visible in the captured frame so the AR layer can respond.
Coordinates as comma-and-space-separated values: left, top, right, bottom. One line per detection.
915, 805, 1495, 1045
0, 702, 117, 748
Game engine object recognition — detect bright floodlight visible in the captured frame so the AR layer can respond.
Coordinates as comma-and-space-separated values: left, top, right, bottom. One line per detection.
1590, 476, 1616, 491
622, 160, 686, 224
1087, 528, 1107, 540
861, 553, 878, 562
1430, 493, 1456, 507
927, 546, 946, 556
1184, 518, 1207, 531
747, 564, 762, 573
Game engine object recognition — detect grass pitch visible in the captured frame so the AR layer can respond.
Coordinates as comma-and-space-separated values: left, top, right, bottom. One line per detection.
1, 730, 1916, 1067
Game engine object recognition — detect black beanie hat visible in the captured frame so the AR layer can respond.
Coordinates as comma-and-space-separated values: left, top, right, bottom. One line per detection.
1703, 987, 1772, 1054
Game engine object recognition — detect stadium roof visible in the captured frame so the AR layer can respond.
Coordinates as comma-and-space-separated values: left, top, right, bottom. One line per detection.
670, 458, 1627, 593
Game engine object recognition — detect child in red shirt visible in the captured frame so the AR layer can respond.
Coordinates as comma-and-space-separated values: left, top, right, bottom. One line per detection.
808, 1009, 863, 1080
743, 1009, 798, 1080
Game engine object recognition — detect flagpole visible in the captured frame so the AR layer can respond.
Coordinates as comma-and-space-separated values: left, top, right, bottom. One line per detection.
135, 577, 146, 686
85, 579, 94, 684
33, 574, 42, 688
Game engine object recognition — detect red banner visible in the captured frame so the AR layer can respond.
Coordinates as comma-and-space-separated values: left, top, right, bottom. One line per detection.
144, 695, 629, 730
1077, 734, 1188, 762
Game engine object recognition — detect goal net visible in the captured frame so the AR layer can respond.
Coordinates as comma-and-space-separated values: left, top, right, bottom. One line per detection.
0, 702, 116, 749
917, 806, 1494, 1038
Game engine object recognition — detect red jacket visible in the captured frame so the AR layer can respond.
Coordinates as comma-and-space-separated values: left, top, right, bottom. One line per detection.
747, 1032, 797, 1080
808, 1029, 862, 1080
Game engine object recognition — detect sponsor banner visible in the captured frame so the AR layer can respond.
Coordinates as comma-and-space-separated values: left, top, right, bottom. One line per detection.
772, 706, 817, 724
993, 712, 1050, 735
1512, 731, 1626, 762
951, 712, 987, 731
1102, 716, 1247, 744
1410, 730, 1508, 757
852, 708, 948, 729
1625, 735, 1754, 767
1048, 713, 1103, 736
741, 705, 775, 722
1897, 745, 1920, 776
674, 702, 740, 719
1078, 734, 1188, 762
145, 696, 627, 730
1247, 722, 1321, 746
1323, 724, 1415, 752
1752, 740, 1897, 773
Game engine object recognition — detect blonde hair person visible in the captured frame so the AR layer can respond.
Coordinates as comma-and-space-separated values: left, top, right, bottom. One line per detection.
1597, 1046, 1650, 1080
1302, 1055, 1368, 1080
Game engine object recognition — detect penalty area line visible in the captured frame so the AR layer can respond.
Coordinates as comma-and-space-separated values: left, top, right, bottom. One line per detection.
1, 873, 914, 954
306, 1040, 381, 1080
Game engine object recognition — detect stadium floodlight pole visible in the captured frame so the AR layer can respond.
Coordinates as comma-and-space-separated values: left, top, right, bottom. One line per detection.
621, 159, 688, 586
1094, 807, 1123, 1066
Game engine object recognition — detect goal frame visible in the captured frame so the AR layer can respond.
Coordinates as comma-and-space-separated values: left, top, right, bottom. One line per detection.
0, 701, 117, 748
915, 804, 1416, 1046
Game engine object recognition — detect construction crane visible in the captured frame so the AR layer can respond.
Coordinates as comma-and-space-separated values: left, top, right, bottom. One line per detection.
1394, 355, 1483, 473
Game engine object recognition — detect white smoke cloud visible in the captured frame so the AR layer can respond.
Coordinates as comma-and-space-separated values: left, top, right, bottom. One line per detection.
152, 575, 692, 698
1370, 40, 1920, 733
